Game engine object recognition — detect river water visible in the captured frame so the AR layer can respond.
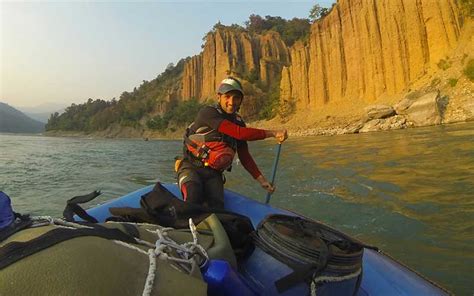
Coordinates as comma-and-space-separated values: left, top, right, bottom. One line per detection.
1, 122, 473, 294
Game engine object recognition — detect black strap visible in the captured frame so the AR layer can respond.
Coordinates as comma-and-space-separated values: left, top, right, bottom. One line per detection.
273, 239, 363, 294
63, 203, 98, 223
275, 264, 323, 293
0, 225, 137, 270
253, 224, 332, 293
121, 223, 140, 238
0, 213, 32, 242
184, 153, 206, 168
67, 191, 101, 204
63, 191, 101, 223
184, 137, 212, 161
184, 136, 199, 150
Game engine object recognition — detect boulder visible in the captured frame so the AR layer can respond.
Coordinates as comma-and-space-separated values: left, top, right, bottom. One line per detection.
400, 91, 442, 126
359, 115, 408, 133
359, 119, 383, 133
364, 105, 396, 120
394, 97, 414, 114
383, 115, 408, 130
343, 121, 365, 133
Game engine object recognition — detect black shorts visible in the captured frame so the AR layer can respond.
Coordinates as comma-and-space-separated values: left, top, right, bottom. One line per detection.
176, 159, 224, 208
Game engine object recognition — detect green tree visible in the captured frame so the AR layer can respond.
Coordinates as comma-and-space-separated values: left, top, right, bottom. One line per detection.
309, 4, 329, 22
244, 15, 310, 47
464, 59, 474, 81
258, 78, 281, 120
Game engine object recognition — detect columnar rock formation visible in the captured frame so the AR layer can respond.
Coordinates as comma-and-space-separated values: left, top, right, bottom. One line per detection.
181, 29, 290, 101
174, 0, 468, 126
281, 0, 462, 111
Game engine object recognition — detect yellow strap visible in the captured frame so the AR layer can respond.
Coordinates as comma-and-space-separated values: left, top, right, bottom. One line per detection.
175, 159, 183, 172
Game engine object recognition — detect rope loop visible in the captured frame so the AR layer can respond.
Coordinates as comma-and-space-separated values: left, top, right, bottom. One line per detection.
28, 216, 209, 296
310, 269, 362, 296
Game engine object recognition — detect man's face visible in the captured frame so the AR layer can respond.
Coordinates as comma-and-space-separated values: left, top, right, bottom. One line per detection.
218, 90, 243, 114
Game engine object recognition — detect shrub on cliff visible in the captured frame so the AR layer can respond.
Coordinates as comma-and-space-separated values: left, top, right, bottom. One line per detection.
458, 0, 474, 16
258, 80, 280, 120
464, 59, 474, 81
146, 115, 168, 131
245, 14, 311, 47
309, 4, 329, 22
437, 58, 451, 70
279, 99, 296, 119
146, 98, 204, 131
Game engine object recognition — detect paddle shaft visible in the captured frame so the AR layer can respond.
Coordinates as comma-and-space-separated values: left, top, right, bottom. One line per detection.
265, 143, 282, 204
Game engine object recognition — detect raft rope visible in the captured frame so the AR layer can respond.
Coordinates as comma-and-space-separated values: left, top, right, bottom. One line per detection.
31, 216, 93, 229
310, 268, 362, 296
29, 216, 209, 296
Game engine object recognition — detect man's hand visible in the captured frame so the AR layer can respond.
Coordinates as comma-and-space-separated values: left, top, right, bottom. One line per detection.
256, 175, 275, 193
265, 129, 288, 143
274, 129, 288, 143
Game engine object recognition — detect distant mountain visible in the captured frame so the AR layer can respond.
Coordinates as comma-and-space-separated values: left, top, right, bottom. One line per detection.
16, 103, 66, 123
0, 102, 45, 133
21, 112, 49, 124
22, 110, 63, 123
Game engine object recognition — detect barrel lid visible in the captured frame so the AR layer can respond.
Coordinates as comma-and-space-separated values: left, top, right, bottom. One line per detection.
255, 214, 363, 274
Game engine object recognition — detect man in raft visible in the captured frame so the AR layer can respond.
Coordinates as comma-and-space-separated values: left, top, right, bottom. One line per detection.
176, 77, 288, 208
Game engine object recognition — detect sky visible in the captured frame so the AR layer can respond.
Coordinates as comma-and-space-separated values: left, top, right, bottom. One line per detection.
1, 1, 334, 109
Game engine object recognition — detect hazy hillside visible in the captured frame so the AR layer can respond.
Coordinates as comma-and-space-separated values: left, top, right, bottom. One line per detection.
17, 103, 66, 123
0, 102, 45, 133
21, 112, 50, 124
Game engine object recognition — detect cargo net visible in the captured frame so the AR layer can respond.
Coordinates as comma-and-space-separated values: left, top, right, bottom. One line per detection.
30, 216, 208, 296
253, 214, 364, 296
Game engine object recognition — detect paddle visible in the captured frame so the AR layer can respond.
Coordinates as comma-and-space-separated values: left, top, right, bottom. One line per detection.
265, 143, 282, 204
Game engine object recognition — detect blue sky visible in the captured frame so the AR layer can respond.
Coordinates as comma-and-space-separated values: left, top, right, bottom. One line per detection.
1, 1, 334, 109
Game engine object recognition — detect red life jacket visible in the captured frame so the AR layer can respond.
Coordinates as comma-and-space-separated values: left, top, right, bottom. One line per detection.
184, 123, 237, 171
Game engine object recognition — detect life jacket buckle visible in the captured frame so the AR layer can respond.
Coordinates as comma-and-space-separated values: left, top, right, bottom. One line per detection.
198, 144, 210, 159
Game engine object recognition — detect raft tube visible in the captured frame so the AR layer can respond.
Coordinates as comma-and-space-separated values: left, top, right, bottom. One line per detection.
84, 184, 449, 296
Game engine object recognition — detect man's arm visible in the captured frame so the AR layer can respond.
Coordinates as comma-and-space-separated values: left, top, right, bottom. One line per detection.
237, 141, 262, 178
218, 119, 287, 142
237, 142, 275, 193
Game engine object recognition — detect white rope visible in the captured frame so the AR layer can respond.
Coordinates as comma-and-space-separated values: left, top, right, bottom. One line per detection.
310, 268, 362, 296
142, 249, 157, 296
113, 240, 148, 256
189, 218, 198, 244
29, 216, 209, 296
134, 238, 155, 248
31, 216, 93, 229
139, 221, 209, 295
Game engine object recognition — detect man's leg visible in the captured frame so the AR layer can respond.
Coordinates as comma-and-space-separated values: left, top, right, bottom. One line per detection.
204, 172, 225, 209
177, 161, 203, 204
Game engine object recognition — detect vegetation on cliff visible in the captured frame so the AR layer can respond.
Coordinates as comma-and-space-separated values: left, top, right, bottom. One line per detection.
244, 15, 310, 47
208, 14, 310, 47
46, 1, 471, 137
46, 58, 187, 132
464, 59, 474, 81
47, 14, 311, 134
146, 98, 205, 132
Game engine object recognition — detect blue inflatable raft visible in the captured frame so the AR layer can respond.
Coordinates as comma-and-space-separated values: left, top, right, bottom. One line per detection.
85, 184, 449, 296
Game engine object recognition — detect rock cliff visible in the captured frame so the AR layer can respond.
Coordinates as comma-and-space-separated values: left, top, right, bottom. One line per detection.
176, 0, 470, 131
281, 0, 462, 111
48, 0, 473, 138
160, 0, 472, 140
181, 29, 290, 115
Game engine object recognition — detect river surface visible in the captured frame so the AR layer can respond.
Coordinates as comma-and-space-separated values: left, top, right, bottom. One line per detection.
1, 122, 473, 295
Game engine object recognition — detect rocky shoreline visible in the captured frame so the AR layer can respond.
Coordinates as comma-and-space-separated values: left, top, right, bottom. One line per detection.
45, 88, 474, 140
